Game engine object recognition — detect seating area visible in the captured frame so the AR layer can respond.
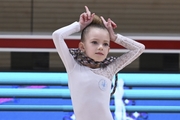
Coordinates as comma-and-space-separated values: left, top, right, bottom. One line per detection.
1, 0, 180, 33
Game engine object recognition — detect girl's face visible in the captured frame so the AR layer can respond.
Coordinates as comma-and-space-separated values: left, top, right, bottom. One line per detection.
79, 27, 110, 62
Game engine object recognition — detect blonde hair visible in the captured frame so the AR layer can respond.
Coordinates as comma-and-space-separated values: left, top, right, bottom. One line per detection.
90, 14, 104, 26
81, 15, 106, 42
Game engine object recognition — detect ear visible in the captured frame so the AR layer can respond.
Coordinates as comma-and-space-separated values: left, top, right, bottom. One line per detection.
78, 42, 85, 52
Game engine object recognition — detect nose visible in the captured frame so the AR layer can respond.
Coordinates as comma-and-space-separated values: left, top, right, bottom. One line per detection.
98, 44, 103, 50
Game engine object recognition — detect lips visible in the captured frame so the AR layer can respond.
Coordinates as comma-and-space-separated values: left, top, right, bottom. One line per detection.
95, 52, 104, 55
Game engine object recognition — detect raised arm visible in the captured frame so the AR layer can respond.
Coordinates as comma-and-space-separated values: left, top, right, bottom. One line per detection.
52, 6, 95, 73
101, 16, 145, 74
109, 34, 145, 74
52, 22, 80, 73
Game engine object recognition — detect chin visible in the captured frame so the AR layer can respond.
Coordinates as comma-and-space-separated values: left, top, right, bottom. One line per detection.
94, 58, 105, 62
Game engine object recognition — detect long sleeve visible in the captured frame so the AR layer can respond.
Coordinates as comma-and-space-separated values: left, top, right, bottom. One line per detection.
108, 34, 145, 74
52, 22, 80, 73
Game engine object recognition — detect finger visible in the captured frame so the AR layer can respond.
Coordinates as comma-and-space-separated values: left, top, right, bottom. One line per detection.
107, 18, 112, 28
85, 6, 90, 12
79, 13, 84, 22
100, 16, 107, 24
110, 19, 117, 29
85, 14, 88, 22
110, 19, 116, 25
85, 6, 91, 19
82, 12, 87, 22
107, 19, 115, 37
87, 12, 91, 20
90, 13, 95, 21
111, 22, 117, 29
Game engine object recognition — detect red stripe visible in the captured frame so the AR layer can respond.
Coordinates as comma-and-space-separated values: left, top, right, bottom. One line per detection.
140, 40, 180, 49
0, 39, 54, 48
0, 38, 180, 49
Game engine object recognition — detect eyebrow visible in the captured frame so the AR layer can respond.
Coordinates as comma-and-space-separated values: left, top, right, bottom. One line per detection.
91, 38, 110, 43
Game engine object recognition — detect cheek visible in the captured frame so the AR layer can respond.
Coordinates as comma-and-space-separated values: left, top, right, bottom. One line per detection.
105, 47, 110, 52
84, 46, 93, 54
87, 48, 95, 55
86, 44, 96, 51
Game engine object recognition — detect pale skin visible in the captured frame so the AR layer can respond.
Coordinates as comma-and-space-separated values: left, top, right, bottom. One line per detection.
78, 6, 118, 65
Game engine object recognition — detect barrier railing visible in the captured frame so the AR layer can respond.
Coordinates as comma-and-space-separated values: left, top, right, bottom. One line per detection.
0, 89, 180, 100
0, 72, 180, 113
1, 72, 180, 87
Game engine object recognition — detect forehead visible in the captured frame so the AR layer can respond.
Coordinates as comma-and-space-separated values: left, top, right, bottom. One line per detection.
85, 27, 110, 42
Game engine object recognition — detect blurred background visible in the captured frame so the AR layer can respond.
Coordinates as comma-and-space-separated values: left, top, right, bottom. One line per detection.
0, 0, 180, 120
0, 0, 179, 72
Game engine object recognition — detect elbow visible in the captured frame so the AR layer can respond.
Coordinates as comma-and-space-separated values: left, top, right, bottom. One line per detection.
141, 43, 145, 51
52, 30, 58, 40
139, 43, 145, 53
52, 30, 63, 42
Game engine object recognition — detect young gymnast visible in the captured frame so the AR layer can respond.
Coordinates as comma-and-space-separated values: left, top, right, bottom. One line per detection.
52, 6, 145, 120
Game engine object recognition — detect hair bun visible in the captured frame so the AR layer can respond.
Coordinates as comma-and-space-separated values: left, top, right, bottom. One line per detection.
91, 15, 104, 26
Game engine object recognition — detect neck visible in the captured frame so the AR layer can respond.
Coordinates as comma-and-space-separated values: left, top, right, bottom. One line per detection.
86, 63, 101, 69
69, 48, 117, 69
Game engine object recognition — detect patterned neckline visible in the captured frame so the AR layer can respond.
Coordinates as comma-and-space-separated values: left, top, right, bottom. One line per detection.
69, 48, 117, 68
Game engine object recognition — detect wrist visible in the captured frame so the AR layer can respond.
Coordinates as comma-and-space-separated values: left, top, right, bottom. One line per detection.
111, 34, 117, 42
79, 22, 83, 31
78, 21, 83, 31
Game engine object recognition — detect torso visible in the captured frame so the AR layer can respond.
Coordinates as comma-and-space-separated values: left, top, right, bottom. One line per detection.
68, 63, 113, 120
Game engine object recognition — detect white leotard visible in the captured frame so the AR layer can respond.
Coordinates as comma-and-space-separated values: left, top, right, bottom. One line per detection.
52, 22, 145, 120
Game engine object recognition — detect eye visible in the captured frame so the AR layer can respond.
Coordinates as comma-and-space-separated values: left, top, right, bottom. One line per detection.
103, 43, 109, 46
91, 41, 98, 44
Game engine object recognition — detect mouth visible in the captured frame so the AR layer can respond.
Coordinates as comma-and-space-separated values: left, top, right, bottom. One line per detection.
95, 52, 104, 55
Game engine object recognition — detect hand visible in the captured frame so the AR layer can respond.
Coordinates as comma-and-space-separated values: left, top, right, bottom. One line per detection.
100, 16, 117, 41
79, 6, 95, 30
